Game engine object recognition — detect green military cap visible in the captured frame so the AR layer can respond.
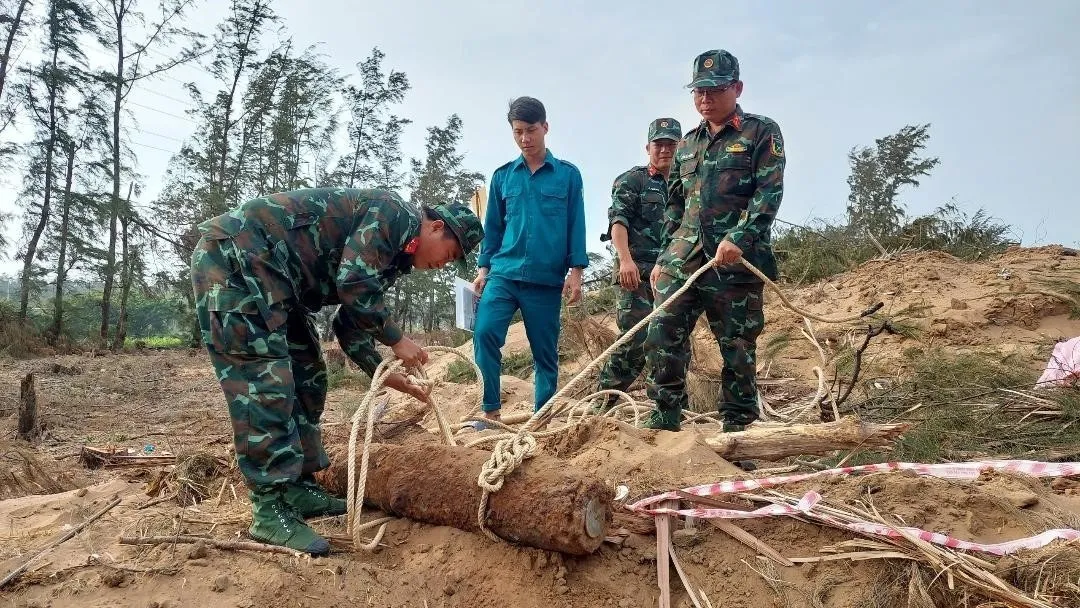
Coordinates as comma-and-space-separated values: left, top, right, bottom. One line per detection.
648, 117, 682, 142
429, 202, 484, 268
687, 49, 740, 89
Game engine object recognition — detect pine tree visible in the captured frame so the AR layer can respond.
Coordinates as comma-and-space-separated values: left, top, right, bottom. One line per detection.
94, 0, 204, 345
400, 114, 484, 332
330, 47, 409, 188
846, 124, 941, 237
14, 0, 96, 320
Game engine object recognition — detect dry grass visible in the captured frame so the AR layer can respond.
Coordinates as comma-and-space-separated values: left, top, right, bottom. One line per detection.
561, 313, 617, 361
0, 441, 81, 499
145, 451, 230, 507
995, 543, 1080, 606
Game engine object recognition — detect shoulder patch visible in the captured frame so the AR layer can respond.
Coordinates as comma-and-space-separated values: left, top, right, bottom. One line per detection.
770, 133, 784, 157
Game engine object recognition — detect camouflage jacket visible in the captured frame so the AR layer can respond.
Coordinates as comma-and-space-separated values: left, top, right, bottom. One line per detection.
658, 105, 785, 282
195, 187, 420, 376
606, 165, 669, 269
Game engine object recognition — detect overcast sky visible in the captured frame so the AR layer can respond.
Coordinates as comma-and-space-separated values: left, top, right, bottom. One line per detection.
1, 0, 1077, 277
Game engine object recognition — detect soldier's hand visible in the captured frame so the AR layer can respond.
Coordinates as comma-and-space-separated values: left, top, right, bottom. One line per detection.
618, 259, 640, 291
650, 265, 662, 298
472, 268, 488, 295
391, 336, 428, 368
384, 372, 430, 402
714, 240, 743, 266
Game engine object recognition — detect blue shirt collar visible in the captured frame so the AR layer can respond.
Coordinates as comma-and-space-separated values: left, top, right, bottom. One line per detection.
511, 148, 556, 172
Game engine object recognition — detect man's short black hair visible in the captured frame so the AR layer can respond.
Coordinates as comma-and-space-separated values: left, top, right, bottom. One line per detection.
507, 96, 546, 124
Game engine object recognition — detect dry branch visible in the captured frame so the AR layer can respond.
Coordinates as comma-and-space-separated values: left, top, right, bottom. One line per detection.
704, 416, 911, 461
118, 534, 304, 557
0, 495, 122, 589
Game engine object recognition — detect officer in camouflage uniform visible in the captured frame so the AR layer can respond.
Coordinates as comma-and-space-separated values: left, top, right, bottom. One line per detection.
190, 187, 483, 554
644, 49, 785, 433
594, 117, 682, 410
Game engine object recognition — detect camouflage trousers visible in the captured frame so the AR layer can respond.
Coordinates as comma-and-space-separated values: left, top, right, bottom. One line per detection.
644, 267, 764, 426
596, 265, 654, 403
191, 235, 331, 490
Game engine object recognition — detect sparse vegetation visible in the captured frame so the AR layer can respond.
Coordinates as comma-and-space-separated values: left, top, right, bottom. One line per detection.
821, 347, 1080, 465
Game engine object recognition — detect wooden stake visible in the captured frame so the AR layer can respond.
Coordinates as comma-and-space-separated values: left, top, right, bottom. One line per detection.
655, 499, 677, 608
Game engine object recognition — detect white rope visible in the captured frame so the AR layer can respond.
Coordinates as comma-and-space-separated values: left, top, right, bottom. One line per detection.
344, 346, 480, 550
343, 256, 888, 549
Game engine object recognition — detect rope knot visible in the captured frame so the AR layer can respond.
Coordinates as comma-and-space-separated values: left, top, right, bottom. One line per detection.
477, 432, 537, 493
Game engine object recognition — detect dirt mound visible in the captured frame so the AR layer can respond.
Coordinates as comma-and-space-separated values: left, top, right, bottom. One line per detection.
541, 418, 743, 496
684, 247, 1080, 385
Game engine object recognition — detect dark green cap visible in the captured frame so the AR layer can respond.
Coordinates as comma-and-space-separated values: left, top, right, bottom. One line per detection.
429, 202, 484, 268
687, 49, 740, 89
648, 117, 682, 142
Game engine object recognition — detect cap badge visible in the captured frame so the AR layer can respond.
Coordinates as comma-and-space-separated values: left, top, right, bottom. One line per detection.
703, 57, 714, 69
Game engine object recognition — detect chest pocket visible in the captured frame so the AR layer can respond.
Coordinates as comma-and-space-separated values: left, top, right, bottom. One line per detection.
715, 151, 753, 171
678, 159, 698, 193
639, 190, 666, 224
539, 184, 568, 216
502, 185, 524, 216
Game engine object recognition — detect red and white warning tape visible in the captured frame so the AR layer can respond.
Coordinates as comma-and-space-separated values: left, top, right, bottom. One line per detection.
628, 460, 1080, 556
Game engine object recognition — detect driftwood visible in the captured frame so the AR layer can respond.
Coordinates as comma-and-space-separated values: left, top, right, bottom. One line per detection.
705, 416, 911, 461
80, 446, 175, 469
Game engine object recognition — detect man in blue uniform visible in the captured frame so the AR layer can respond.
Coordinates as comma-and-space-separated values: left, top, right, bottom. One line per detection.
471, 97, 589, 426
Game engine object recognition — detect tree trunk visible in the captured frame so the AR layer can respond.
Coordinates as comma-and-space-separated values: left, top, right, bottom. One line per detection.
314, 441, 613, 555
111, 183, 134, 350
50, 144, 78, 341
19, 46, 63, 321
100, 4, 125, 343
18, 372, 38, 441
0, 0, 30, 100
703, 417, 912, 461
184, 287, 200, 347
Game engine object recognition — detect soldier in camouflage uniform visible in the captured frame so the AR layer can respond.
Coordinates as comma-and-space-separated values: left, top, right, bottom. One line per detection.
594, 118, 682, 410
190, 187, 483, 554
643, 49, 785, 433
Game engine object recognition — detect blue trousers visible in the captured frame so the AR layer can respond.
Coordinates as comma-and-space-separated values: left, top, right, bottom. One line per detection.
473, 276, 563, 412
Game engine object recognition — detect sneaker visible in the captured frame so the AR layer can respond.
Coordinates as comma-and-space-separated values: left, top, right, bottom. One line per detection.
249, 487, 331, 555
284, 476, 347, 518
641, 409, 681, 431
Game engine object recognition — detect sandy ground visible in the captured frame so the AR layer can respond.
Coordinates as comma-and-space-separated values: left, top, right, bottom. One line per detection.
1, 246, 1079, 607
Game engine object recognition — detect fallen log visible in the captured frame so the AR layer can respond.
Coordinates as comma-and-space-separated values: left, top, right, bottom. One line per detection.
705, 416, 911, 461
314, 441, 613, 555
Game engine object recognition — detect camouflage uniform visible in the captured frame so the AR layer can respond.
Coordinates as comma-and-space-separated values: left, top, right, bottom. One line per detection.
192, 187, 482, 488
596, 118, 682, 406
645, 50, 785, 431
